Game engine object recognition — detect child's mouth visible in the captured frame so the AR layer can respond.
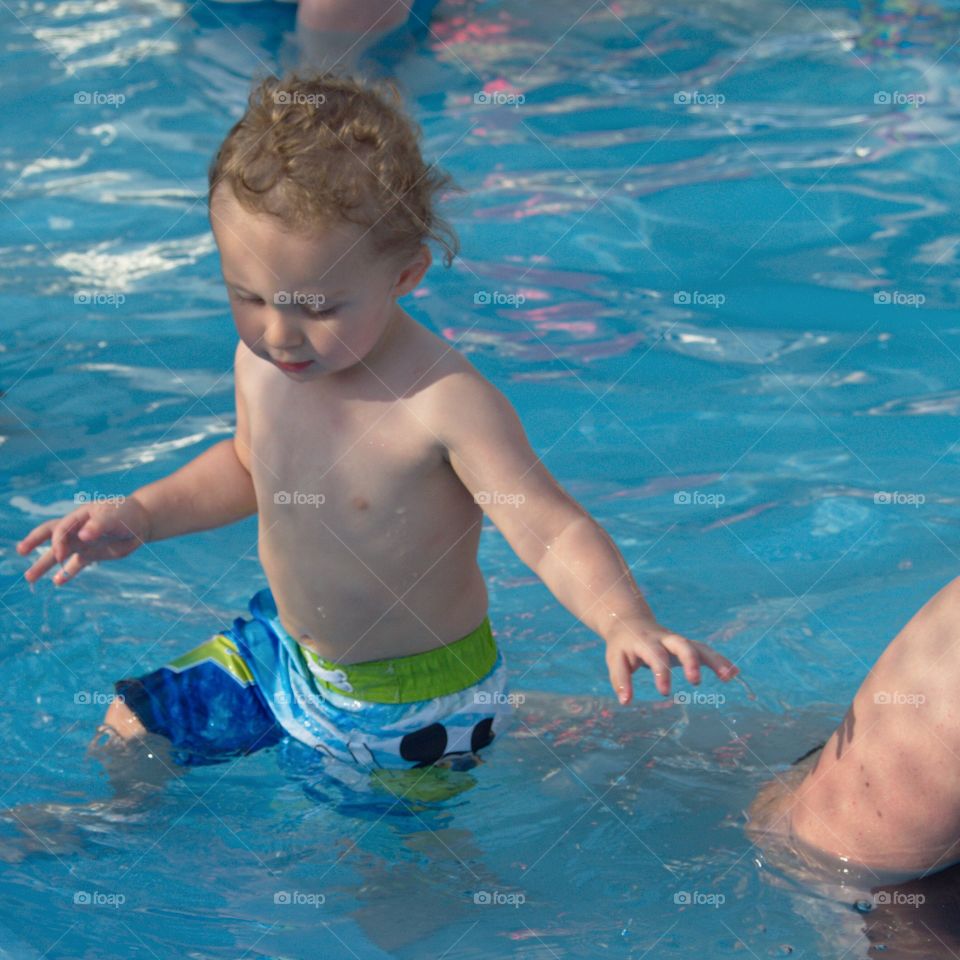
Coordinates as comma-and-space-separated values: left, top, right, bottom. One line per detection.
274, 359, 314, 372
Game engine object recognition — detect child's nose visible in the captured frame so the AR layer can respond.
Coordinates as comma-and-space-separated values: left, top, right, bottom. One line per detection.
262, 311, 305, 350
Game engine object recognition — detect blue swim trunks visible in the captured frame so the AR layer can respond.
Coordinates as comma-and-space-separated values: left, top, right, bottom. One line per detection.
114, 588, 514, 773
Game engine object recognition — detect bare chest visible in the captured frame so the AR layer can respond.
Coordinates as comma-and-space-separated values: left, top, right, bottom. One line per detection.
248, 389, 448, 536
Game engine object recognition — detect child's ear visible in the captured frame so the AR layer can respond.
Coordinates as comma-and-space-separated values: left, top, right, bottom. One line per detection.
392, 245, 432, 298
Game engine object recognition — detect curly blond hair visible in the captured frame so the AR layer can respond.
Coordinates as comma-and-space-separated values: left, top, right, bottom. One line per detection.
207, 71, 460, 267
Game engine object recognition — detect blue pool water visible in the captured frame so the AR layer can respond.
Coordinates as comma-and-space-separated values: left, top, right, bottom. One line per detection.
4, 0, 960, 955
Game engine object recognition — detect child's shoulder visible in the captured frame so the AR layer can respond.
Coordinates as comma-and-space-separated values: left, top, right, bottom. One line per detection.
400, 313, 502, 408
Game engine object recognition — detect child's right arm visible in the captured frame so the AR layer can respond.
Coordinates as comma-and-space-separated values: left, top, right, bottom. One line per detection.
130, 431, 257, 543
17, 347, 257, 585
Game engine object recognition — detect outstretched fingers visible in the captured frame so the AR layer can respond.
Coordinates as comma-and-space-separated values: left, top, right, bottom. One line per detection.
16, 519, 57, 556
694, 642, 739, 682
50, 511, 87, 564
659, 632, 703, 687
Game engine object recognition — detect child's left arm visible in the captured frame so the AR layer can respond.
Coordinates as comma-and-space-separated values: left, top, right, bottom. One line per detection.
434, 370, 739, 704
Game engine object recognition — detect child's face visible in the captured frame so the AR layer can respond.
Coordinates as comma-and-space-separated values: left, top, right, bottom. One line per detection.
210, 185, 428, 380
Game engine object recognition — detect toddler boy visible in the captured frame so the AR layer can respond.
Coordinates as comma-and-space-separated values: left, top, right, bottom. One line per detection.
17, 72, 738, 777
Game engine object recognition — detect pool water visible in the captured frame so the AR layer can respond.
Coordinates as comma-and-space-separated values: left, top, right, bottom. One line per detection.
3, 0, 960, 956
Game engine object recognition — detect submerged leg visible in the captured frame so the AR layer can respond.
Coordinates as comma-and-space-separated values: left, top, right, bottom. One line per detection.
0, 701, 184, 863
295, 0, 410, 71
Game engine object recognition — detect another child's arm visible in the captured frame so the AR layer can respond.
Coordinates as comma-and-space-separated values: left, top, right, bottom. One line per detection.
435, 371, 739, 704
17, 346, 258, 585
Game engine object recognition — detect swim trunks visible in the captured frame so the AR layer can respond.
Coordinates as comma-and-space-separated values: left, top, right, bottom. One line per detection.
113, 588, 514, 772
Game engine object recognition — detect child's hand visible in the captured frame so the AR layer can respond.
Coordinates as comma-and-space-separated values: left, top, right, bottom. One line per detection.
605, 620, 739, 704
16, 496, 152, 586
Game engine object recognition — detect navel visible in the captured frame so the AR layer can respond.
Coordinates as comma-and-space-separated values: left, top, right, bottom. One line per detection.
352, 495, 369, 510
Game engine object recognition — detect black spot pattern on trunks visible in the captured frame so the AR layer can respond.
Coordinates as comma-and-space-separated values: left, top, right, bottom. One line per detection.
400, 723, 447, 765
398, 718, 497, 767
471, 717, 495, 752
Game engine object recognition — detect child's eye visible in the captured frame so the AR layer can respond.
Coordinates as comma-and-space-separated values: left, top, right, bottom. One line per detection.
304, 306, 337, 318
234, 293, 264, 305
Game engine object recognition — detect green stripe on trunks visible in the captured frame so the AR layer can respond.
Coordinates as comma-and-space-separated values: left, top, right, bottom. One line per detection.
298, 617, 497, 704
167, 634, 254, 686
